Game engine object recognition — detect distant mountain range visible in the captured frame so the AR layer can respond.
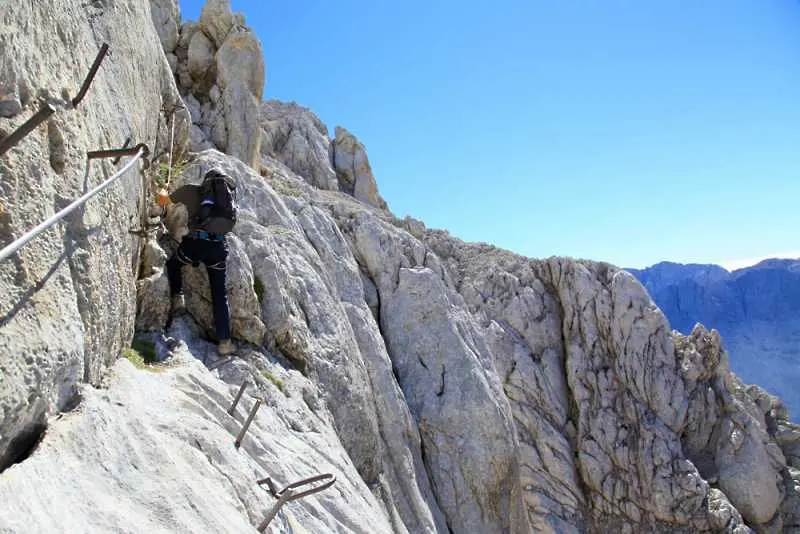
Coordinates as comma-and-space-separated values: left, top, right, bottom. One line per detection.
628, 259, 800, 421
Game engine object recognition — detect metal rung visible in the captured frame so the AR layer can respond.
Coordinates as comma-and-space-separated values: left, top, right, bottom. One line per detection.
87, 142, 150, 163
0, 43, 109, 157
256, 473, 336, 531
0, 104, 56, 157
72, 43, 109, 108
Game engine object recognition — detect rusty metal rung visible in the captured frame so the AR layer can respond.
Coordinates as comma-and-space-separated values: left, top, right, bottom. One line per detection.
227, 380, 248, 416
72, 43, 109, 108
87, 142, 150, 161
234, 398, 262, 449
257, 473, 336, 502
112, 136, 132, 164
256, 473, 336, 531
0, 103, 56, 157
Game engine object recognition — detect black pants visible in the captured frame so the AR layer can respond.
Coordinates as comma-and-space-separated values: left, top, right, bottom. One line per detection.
166, 236, 231, 341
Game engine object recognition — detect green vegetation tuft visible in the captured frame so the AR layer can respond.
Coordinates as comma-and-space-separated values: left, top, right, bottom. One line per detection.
123, 348, 148, 370
122, 340, 161, 372
253, 276, 265, 304
270, 180, 302, 198
149, 151, 189, 194
131, 339, 158, 364
261, 369, 286, 394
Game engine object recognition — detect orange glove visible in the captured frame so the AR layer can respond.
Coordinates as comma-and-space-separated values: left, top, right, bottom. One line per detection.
156, 188, 171, 207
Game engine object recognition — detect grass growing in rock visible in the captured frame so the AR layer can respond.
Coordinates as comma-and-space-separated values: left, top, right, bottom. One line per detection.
269, 179, 303, 198
132, 340, 157, 363
122, 341, 161, 372
261, 369, 286, 395
253, 276, 265, 304
152, 153, 189, 190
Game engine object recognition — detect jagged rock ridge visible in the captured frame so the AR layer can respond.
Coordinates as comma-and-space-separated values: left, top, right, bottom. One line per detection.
1, 1, 799, 533
629, 260, 800, 421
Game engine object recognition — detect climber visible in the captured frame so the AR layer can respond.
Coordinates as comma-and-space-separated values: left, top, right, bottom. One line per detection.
152, 167, 238, 356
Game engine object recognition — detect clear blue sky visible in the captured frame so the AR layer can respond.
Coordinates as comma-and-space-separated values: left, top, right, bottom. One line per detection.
179, 1, 800, 268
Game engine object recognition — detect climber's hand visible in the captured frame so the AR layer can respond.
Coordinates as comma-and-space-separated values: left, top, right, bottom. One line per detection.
156, 188, 171, 207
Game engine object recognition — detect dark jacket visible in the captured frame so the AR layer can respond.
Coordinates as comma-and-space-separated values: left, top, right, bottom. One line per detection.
169, 184, 202, 222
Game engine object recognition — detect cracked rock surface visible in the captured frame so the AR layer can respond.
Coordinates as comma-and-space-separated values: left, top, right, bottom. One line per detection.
0, 346, 393, 534
2, 0, 800, 532
0, 0, 187, 473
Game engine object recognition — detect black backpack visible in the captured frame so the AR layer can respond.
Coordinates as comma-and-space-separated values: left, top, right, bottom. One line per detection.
195, 169, 237, 235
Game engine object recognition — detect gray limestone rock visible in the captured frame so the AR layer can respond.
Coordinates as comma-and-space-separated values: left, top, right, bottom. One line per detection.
0, 97, 21, 118
0, 355, 396, 533
333, 126, 387, 209
221, 83, 261, 169
217, 31, 265, 99
149, 0, 181, 53
2, 2, 799, 533
199, 0, 236, 48
0, 0, 185, 471
215, 32, 264, 168
260, 100, 338, 191
187, 29, 217, 92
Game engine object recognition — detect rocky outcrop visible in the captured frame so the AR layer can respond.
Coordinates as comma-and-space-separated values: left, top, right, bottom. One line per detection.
259, 104, 389, 210
134, 143, 800, 532
629, 260, 800, 421
421, 234, 800, 532
260, 100, 338, 191
677, 327, 785, 527
6, 132, 800, 533
199, 0, 245, 48
333, 126, 387, 209
135, 149, 449, 532
170, 0, 263, 168
149, 0, 181, 54
0, 0, 187, 472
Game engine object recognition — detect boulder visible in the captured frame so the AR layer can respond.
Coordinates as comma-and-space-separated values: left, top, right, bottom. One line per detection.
198, 0, 235, 48
333, 126, 386, 209
187, 30, 216, 91
260, 100, 338, 190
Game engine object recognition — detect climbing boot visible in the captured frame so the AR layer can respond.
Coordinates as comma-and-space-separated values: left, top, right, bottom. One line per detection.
218, 339, 235, 356
171, 294, 186, 315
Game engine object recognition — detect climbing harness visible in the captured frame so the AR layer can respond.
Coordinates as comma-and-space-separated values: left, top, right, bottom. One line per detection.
187, 230, 225, 242
0, 143, 150, 263
0, 43, 109, 156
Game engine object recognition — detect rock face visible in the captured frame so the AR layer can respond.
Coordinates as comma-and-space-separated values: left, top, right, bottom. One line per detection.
0, 0, 186, 472
333, 126, 387, 209
0, 349, 395, 533
199, 0, 243, 48
149, 0, 181, 54
629, 260, 800, 421
260, 100, 339, 191
2, 1, 800, 533
171, 0, 264, 168
131, 145, 800, 533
